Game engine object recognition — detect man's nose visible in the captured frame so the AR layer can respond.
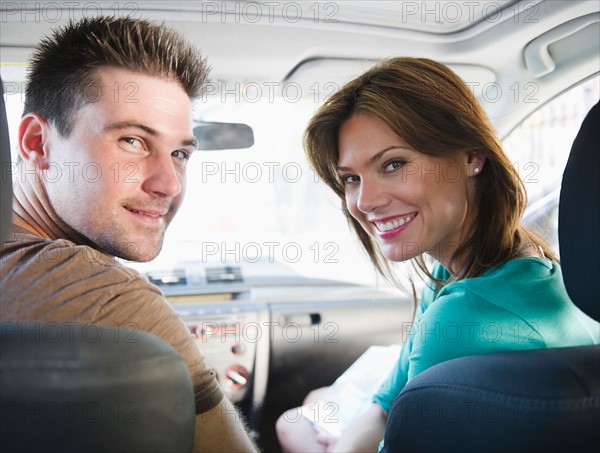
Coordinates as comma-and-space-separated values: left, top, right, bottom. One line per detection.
141, 153, 183, 199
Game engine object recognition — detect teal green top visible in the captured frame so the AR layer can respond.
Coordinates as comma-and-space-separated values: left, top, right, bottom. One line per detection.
373, 258, 600, 413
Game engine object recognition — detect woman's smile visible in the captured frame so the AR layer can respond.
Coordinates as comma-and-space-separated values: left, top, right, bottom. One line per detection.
371, 212, 418, 238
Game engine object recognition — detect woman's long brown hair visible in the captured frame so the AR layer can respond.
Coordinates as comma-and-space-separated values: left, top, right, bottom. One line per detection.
305, 57, 556, 294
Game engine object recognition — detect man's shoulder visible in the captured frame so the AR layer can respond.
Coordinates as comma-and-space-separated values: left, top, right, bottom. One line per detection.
1, 230, 163, 321
3, 229, 150, 283
4, 229, 111, 267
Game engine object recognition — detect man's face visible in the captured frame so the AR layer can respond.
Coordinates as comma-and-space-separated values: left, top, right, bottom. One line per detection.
43, 66, 196, 261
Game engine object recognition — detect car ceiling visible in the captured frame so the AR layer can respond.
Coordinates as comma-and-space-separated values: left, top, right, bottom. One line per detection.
1, 0, 599, 135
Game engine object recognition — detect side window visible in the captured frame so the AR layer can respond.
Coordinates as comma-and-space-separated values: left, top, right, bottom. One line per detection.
3, 85, 23, 161
502, 76, 599, 256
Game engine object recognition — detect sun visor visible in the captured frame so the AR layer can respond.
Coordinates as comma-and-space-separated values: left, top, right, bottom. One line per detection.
285, 58, 496, 102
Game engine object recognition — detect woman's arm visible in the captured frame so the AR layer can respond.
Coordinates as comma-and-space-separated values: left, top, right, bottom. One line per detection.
331, 403, 387, 453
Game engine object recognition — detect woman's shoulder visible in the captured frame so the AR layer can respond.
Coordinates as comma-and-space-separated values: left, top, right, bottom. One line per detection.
418, 258, 569, 325
440, 258, 563, 302
418, 257, 572, 328
421, 257, 598, 348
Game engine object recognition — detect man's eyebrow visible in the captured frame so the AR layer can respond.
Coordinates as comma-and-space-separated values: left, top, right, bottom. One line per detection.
105, 121, 199, 149
337, 146, 410, 172
182, 137, 199, 149
105, 121, 157, 136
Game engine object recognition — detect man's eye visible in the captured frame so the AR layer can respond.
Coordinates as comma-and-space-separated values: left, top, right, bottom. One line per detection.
120, 137, 144, 149
172, 150, 191, 160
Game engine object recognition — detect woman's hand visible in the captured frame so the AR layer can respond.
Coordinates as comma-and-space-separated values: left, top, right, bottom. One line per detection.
316, 431, 340, 452
330, 403, 387, 452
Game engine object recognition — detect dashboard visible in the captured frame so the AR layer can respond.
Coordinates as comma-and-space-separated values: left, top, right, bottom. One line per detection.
149, 263, 412, 443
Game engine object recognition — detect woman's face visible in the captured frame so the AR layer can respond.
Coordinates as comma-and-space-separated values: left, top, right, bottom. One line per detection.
337, 112, 482, 268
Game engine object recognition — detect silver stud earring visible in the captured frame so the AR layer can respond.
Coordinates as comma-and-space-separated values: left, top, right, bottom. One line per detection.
473, 167, 480, 174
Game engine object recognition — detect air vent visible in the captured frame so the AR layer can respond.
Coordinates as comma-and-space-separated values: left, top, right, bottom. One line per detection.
147, 269, 187, 287
205, 266, 243, 284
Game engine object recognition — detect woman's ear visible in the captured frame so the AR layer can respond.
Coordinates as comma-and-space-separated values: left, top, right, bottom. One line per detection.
467, 151, 486, 177
18, 113, 52, 169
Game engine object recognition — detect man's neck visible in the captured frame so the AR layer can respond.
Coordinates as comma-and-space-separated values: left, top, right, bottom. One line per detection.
12, 162, 89, 246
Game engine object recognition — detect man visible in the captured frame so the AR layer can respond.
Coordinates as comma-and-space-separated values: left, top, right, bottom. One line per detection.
0, 16, 256, 452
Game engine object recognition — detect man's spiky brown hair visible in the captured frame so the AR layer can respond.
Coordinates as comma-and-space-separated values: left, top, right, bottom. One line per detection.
24, 15, 209, 135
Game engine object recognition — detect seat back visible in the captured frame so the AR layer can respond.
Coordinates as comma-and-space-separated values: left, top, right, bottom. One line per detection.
1, 79, 12, 243
559, 101, 600, 319
0, 323, 196, 453
0, 80, 195, 452
381, 101, 600, 452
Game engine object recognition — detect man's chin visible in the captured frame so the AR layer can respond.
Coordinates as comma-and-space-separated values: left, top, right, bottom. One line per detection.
98, 238, 163, 263
128, 251, 161, 263
117, 245, 162, 263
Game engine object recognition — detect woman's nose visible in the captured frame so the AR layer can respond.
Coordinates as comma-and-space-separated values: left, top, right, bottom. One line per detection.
356, 178, 389, 213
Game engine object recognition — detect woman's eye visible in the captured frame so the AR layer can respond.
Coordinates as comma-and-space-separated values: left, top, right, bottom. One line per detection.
383, 160, 405, 172
341, 174, 359, 184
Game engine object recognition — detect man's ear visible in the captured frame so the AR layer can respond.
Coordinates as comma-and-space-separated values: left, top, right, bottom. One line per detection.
467, 151, 486, 177
18, 113, 52, 169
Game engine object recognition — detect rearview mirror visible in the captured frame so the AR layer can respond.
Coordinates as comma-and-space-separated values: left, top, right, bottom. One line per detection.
193, 122, 254, 150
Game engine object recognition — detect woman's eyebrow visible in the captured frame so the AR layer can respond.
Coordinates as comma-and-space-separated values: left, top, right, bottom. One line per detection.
337, 145, 410, 171
105, 121, 198, 149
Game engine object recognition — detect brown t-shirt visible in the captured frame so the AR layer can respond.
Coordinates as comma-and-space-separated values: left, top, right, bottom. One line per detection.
0, 227, 224, 414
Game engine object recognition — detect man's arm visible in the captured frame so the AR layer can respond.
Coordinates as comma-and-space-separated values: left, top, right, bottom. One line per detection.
92, 284, 256, 451
331, 403, 386, 453
194, 396, 258, 452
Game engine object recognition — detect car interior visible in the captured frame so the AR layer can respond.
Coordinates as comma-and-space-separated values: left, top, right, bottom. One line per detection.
1, 1, 599, 452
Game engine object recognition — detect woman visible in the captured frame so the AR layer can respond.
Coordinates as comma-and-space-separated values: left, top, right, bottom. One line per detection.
275, 57, 599, 452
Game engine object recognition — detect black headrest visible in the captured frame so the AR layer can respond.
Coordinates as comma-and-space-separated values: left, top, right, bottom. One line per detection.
1, 78, 13, 244
558, 100, 599, 321
1, 323, 196, 452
